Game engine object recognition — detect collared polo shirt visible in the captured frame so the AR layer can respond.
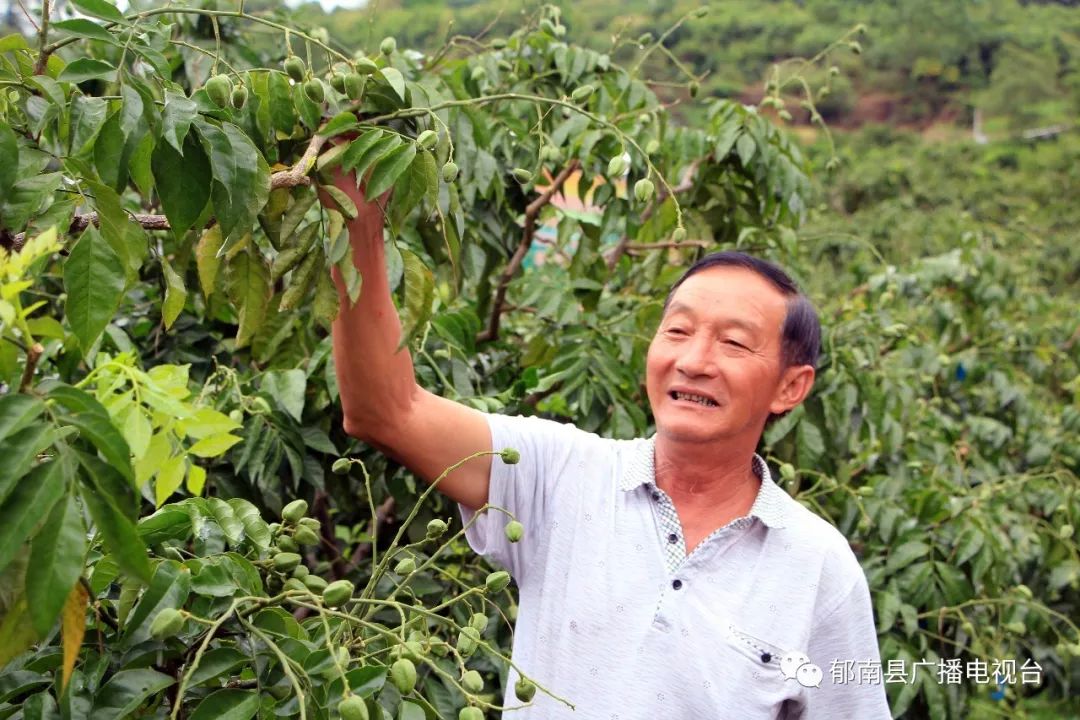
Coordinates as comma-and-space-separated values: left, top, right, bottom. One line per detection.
459, 413, 891, 719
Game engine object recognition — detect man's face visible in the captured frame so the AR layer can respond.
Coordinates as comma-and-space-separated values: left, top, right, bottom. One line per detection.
645, 266, 806, 446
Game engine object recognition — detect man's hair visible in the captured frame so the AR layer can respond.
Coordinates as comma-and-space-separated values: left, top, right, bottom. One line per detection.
661, 251, 821, 370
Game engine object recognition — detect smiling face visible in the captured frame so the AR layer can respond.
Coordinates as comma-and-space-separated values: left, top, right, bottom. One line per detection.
645, 266, 814, 448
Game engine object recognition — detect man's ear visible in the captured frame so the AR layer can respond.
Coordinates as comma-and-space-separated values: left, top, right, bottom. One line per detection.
769, 365, 815, 416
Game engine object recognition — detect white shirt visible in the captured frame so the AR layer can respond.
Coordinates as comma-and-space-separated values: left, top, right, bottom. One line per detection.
459, 413, 891, 719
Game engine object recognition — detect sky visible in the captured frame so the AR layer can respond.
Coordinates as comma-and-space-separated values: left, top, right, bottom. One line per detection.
283, 0, 369, 10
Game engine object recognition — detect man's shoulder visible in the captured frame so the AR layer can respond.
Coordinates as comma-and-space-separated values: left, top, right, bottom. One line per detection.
775, 490, 866, 579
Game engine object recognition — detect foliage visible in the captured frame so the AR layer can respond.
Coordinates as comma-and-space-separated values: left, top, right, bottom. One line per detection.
0, 1, 1078, 719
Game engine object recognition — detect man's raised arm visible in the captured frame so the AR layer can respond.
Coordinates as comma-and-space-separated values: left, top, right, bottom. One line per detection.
324, 169, 492, 510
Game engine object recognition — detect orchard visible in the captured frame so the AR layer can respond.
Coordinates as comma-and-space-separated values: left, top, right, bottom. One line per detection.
0, 1, 1077, 718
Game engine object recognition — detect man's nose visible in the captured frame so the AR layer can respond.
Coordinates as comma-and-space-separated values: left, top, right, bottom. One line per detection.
674, 336, 717, 377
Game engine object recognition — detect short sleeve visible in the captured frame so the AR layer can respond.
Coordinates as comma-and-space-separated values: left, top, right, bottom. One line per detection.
806, 573, 892, 719
457, 413, 592, 586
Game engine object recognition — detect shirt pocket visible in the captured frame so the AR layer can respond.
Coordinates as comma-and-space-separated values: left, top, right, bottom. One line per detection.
720, 622, 789, 678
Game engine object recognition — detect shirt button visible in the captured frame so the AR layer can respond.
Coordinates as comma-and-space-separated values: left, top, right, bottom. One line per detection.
651, 492, 661, 501
667, 533, 678, 544
672, 579, 683, 590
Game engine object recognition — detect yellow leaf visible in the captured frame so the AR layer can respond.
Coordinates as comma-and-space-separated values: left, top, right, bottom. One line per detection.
0, 596, 37, 668
61, 582, 88, 692
195, 226, 224, 300
188, 433, 242, 458
187, 463, 206, 496
155, 454, 185, 506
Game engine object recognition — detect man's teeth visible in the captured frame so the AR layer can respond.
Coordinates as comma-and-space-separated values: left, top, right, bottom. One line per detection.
674, 391, 716, 407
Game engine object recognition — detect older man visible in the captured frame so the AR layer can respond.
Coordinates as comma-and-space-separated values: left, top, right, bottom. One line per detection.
329, 176, 891, 719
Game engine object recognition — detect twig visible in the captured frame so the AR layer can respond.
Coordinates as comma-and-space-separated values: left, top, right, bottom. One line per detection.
344, 496, 396, 574
33, 0, 50, 75
605, 158, 702, 270
625, 240, 710, 253
477, 160, 579, 344
10, 135, 327, 251
18, 342, 43, 393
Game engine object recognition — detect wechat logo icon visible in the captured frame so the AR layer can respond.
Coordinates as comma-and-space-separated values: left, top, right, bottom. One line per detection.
781, 651, 823, 688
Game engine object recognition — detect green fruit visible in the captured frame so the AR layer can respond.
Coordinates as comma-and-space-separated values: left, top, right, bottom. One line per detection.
332, 458, 351, 475
149, 608, 184, 640
671, 227, 687, 243
637, 32, 654, 46
284, 56, 306, 83
304, 79, 325, 104
273, 552, 302, 572
461, 669, 484, 693
459, 708, 483, 720
323, 579, 354, 607
292, 565, 310, 579
539, 19, 557, 35
504, 520, 524, 543
380, 36, 397, 55
394, 557, 416, 575
570, 84, 594, 103
441, 162, 459, 183
426, 518, 449, 538
299, 517, 321, 531
1060, 524, 1074, 540
645, 139, 660, 155
470, 66, 487, 83
205, 74, 232, 109
390, 658, 417, 694
338, 695, 369, 720
485, 571, 511, 593
303, 574, 328, 592
778, 109, 793, 121
354, 57, 379, 75
514, 678, 536, 702
607, 156, 627, 177
501, 448, 520, 464
553, 24, 566, 38
511, 168, 532, 184
162, 546, 184, 561
344, 73, 365, 100
849, 41, 862, 55
294, 526, 320, 546
829, 65, 841, 77
284, 578, 307, 592
231, 84, 248, 110
276, 535, 298, 553
540, 144, 561, 163
688, 80, 700, 98
282, 499, 308, 523
330, 73, 347, 93
457, 626, 480, 656
468, 613, 488, 633
633, 178, 655, 202
228, 409, 244, 423
691, 6, 709, 18
491, 38, 507, 49
780, 463, 796, 482
268, 522, 281, 534
416, 130, 438, 150
429, 638, 450, 657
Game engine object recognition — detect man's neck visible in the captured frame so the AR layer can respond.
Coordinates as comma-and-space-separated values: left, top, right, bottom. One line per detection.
652, 434, 761, 528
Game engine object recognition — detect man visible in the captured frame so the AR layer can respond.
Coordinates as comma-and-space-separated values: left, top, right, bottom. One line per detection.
327, 173, 891, 719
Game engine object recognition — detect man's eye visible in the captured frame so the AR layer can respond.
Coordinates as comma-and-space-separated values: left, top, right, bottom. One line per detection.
724, 339, 747, 349
666, 328, 687, 335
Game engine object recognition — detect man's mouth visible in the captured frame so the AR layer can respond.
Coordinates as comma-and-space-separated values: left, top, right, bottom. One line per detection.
669, 390, 718, 408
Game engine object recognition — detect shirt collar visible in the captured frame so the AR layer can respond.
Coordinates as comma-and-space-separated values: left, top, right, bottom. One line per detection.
620, 435, 788, 529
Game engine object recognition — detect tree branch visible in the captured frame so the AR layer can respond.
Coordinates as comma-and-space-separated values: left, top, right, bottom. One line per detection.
625, 240, 710, 253
33, 0, 50, 75
19, 342, 43, 393
604, 158, 703, 270
9, 135, 327, 252
476, 160, 580, 344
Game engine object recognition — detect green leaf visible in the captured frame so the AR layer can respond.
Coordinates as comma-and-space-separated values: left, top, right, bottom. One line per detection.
64, 225, 125, 352
399, 701, 425, 720
0, 423, 57, 506
122, 560, 190, 645
345, 135, 401, 185
195, 226, 225, 299
320, 111, 358, 138
227, 498, 271, 549
189, 689, 259, 720
389, 150, 436, 228
49, 384, 134, 485
195, 120, 271, 244
161, 90, 198, 154
261, 368, 306, 421
0, 393, 44, 444
0, 596, 38, 668
88, 670, 174, 720
78, 460, 151, 584
0, 457, 66, 573
83, 178, 147, 283
396, 249, 434, 353
0, 122, 17, 198
27, 493, 87, 636
58, 57, 116, 83
187, 648, 248, 686
152, 132, 211, 239
69, 95, 108, 157
206, 497, 244, 545
69, 0, 125, 22
366, 142, 416, 199
886, 541, 931, 574
341, 129, 385, 170
161, 257, 187, 329
225, 249, 271, 349
267, 71, 297, 133
379, 67, 407, 101
50, 18, 117, 43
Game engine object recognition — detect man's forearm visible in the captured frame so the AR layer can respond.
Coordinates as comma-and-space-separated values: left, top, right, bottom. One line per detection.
329, 195, 418, 441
